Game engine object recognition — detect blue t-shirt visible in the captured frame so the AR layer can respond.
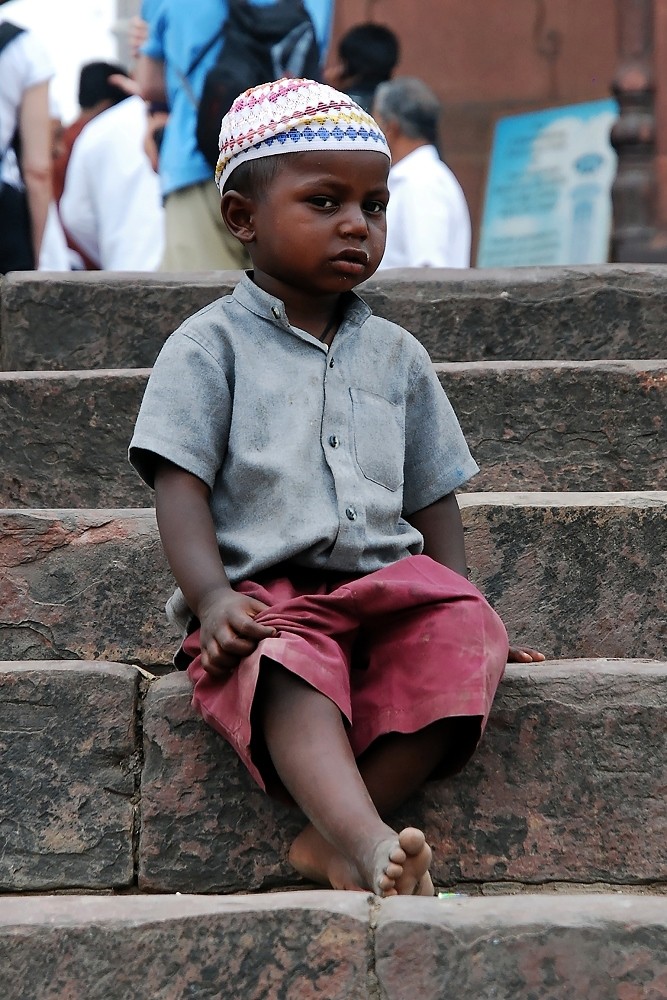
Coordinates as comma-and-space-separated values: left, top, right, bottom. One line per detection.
142, 0, 334, 197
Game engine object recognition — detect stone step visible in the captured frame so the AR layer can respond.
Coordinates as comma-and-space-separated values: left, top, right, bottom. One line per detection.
0, 892, 665, 999
2, 264, 667, 370
1, 494, 664, 667
2, 360, 665, 508
1, 660, 665, 894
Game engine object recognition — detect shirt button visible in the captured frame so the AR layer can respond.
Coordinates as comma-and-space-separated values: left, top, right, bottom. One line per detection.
329, 358, 335, 368
271, 306, 280, 318
345, 506, 357, 521
328, 435, 340, 448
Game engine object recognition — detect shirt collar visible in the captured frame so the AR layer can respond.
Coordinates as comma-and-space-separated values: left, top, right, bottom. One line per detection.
232, 271, 372, 341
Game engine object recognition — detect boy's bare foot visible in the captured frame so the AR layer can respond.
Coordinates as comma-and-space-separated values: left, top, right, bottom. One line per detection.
394, 827, 432, 895
288, 824, 432, 897
414, 870, 436, 896
289, 824, 401, 894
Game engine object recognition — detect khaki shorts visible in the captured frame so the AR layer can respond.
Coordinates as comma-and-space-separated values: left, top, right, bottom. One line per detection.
161, 179, 250, 271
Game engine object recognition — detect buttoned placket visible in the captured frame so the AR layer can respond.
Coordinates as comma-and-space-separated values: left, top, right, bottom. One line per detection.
261, 287, 370, 565
320, 332, 367, 563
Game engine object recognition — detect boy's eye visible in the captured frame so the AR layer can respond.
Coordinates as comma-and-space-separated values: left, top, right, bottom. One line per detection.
309, 196, 336, 209
364, 200, 387, 215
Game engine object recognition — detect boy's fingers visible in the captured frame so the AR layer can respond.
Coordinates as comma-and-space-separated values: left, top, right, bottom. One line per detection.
200, 642, 237, 676
231, 611, 277, 641
211, 631, 257, 657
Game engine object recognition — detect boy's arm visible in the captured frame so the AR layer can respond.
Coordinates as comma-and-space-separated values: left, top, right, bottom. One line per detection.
405, 492, 545, 663
154, 460, 276, 676
405, 491, 468, 578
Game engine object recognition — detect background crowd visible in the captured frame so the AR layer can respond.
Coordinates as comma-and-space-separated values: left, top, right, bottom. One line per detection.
0, 0, 472, 275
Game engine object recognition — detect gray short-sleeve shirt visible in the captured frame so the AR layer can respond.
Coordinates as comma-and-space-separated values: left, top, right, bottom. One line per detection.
129, 274, 478, 621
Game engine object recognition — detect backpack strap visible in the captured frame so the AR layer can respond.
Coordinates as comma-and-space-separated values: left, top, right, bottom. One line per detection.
184, 15, 231, 80
178, 1, 247, 106
0, 21, 26, 56
0, 22, 28, 165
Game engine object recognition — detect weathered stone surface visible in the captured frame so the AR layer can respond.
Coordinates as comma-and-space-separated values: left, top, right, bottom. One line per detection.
443, 360, 667, 492
0, 892, 369, 1000
375, 895, 667, 999
4, 265, 667, 369
1, 893, 666, 999
402, 660, 667, 887
1, 496, 665, 666
0, 508, 179, 665
0, 661, 138, 890
139, 661, 667, 892
363, 265, 667, 361
0, 369, 150, 507
139, 672, 304, 892
0, 271, 238, 371
459, 492, 667, 658
2, 362, 665, 507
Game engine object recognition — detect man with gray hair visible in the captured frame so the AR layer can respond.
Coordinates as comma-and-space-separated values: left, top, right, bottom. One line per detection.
373, 76, 471, 269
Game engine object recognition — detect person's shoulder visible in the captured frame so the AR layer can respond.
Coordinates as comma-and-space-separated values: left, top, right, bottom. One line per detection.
360, 307, 428, 360
74, 97, 140, 149
165, 292, 245, 360
0, 24, 53, 82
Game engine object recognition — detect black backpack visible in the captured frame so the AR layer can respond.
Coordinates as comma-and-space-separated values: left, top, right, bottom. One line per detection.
187, 0, 321, 171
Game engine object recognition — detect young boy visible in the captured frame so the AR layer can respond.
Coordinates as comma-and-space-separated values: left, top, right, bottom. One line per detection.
130, 78, 543, 898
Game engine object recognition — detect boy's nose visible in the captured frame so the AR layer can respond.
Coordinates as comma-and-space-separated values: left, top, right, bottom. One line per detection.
340, 207, 368, 237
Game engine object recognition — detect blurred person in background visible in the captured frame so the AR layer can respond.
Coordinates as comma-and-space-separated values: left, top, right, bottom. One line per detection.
0, 11, 52, 273
52, 61, 129, 203
325, 22, 398, 115
51, 61, 131, 269
125, 12, 169, 173
37, 91, 71, 270
59, 73, 164, 271
373, 76, 471, 270
136, 0, 334, 271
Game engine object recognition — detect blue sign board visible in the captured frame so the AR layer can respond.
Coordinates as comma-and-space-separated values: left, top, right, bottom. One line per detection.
477, 99, 619, 267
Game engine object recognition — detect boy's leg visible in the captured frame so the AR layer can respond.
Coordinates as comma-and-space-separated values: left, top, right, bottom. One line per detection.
256, 662, 432, 896
287, 718, 463, 895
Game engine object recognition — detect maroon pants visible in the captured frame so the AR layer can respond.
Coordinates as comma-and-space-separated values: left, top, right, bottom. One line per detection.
185, 555, 508, 791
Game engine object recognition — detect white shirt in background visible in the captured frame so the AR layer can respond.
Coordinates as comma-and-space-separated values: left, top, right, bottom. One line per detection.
379, 144, 471, 270
60, 95, 164, 271
0, 26, 52, 188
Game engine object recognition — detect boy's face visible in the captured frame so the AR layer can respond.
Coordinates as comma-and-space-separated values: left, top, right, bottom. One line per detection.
245, 149, 389, 299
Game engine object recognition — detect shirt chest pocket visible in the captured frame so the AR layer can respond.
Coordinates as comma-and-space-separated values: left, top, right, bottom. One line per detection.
350, 387, 405, 492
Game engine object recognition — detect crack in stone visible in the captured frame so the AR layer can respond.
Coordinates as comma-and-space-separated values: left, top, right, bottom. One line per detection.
130, 675, 150, 887
366, 895, 382, 1000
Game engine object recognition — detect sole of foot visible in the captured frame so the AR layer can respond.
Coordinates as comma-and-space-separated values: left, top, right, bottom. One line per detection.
394, 827, 432, 895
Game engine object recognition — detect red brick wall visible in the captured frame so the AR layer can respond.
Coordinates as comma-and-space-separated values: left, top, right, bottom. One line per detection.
328, 0, 618, 256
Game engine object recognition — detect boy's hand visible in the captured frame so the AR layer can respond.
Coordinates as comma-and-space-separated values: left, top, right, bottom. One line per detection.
508, 645, 546, 663
198, 589, 276, 677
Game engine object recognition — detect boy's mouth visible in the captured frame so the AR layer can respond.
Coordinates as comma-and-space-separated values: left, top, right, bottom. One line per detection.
334, 248, 370, 265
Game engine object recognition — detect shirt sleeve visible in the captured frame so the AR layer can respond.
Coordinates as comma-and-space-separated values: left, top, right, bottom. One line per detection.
402, 346, 478, 514
129, 329, 232, 489
141, 7, 167, 60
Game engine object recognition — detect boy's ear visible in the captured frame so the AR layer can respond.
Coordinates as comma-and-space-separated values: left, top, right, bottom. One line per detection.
221, 190, 255, 244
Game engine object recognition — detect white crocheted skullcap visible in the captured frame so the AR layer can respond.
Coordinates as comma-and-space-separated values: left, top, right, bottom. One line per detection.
215, 77, 390, 193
